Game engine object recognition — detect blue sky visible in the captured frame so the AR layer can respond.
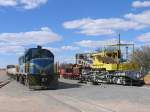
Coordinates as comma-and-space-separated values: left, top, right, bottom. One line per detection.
0, 0, 150, 68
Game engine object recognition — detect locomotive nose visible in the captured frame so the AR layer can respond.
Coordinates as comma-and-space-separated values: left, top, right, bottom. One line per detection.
30, 58, 54, 75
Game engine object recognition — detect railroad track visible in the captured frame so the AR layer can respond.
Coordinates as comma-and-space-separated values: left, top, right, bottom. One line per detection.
0, 78, 12, 88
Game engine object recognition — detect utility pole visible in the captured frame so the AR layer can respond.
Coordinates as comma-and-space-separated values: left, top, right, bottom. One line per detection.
126, 46, 128, 61
117, 33, 121, 70
133, 44, 135, 58
118, 33, 121, 52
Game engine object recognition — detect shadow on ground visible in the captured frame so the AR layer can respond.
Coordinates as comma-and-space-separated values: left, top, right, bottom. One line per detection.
58, 81, 82, 89
32, 81, 82, 91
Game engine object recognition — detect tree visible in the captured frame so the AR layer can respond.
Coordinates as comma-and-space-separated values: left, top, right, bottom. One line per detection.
131, 46, 150, 75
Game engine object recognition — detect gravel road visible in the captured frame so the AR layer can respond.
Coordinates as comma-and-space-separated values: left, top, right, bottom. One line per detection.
0, 70, 150, 112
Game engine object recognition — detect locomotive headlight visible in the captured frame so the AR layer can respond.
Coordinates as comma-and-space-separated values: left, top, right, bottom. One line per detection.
41, 71, 47, 76
40, 69, 47, 76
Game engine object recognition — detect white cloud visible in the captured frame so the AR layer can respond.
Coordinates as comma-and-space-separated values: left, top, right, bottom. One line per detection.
0, 27, 62, 54
0, 45, 24, 55
125, 10, 150, 26
0, 27, 62, 46
63, 18, 145, 36
132, 1, 150, 8
75, 38, 133, 48
0, 0, 17, 6
0, 0, 48, 9
75, 39, 118, 48
137, 32, 150, 42
20, 0, 48, 10
61, 46, 79, 51
45, 46, 79, 53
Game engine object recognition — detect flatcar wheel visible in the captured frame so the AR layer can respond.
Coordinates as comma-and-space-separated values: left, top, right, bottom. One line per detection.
122, 78, 126, 85
92, 81, 98, 85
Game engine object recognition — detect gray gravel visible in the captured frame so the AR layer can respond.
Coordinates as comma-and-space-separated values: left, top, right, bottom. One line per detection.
0, 70, 150, 112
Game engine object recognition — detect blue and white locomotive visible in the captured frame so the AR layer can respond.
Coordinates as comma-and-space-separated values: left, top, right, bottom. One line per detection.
17, 46, 58, 89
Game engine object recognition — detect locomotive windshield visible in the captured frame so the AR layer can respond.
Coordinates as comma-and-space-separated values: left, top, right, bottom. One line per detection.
31, 49, 53, 59
24, 48, 54, 62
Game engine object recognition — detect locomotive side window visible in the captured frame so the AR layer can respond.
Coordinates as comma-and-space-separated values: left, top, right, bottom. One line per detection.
25, 55, 30, 62
19, 56, 25, 65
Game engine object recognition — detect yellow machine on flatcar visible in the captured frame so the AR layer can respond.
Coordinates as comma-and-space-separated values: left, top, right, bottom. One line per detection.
91, 49, 138, 71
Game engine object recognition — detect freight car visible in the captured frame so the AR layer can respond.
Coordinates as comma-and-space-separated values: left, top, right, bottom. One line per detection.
59, 64, 81, 80
6, 65, 17, 78
16, 46, 59, 89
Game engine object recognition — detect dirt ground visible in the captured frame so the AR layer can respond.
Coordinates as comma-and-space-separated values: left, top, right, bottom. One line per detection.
0, 70, 150, 112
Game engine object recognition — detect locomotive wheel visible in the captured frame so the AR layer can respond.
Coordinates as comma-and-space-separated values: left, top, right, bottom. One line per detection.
16, 75, 19, 82
92, 81, 98, 85
24, 77, 30, 88
19, 76, 23, 84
